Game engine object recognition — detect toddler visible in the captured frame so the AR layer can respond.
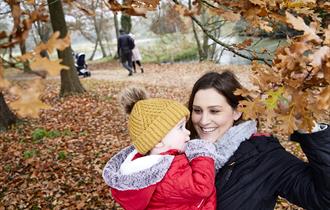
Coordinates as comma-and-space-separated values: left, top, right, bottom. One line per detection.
103, 87, 217, 209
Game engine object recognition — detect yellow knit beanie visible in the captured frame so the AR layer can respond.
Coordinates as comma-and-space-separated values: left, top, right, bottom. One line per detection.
128, 98, 190, 154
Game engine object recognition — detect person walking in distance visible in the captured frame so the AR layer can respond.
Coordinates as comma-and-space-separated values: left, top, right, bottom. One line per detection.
117, 29, 135, 76
129, 33, 144, 73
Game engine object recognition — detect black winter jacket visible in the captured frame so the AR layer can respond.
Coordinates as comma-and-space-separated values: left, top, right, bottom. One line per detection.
215, 125, 330, 210
117, 34, 133, 55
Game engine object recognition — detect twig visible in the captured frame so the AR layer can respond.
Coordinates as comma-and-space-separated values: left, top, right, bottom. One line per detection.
171, 0, 273, 67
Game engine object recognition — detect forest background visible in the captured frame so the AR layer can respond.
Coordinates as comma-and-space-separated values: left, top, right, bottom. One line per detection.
1, 0, 330, 209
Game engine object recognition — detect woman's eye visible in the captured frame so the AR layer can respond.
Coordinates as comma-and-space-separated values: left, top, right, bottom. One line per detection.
210, 110, 220, 114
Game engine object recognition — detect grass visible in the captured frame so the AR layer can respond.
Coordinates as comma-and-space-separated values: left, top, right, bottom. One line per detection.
88, 56, 115, 64
31, 128, 73, 144
90, 43, 198, 65
143, 46, 198, 63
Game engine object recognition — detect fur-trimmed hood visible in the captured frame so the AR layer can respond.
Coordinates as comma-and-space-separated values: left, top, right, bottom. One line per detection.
102, 120, 257, 191
102, 139, 217, 191
102, 146, 175, 190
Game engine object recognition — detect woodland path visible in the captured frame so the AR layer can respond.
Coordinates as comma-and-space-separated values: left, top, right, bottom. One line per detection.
7, 61, 253, 90
88, 61, 254, 89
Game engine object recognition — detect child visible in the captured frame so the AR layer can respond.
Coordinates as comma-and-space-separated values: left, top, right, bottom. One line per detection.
102, 87, 217, 210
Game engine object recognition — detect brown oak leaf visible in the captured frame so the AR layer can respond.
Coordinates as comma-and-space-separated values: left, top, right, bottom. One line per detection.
30, 57, 69, 76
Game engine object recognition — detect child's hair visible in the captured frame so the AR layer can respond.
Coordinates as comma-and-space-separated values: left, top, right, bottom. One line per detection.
119, 86, 190, 155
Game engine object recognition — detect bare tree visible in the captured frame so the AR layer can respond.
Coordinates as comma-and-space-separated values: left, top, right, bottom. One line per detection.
90, 0, 107, 59
120, 14, 131, 33
172, 0, 273, 66
66, 0, 113, 60
190, 4, 224, 61
114, 12, 119, 40
47, 0, 85, 96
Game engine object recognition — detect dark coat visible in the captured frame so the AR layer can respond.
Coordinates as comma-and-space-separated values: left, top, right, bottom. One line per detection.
117, 34, 134, 56
216, 125, 330, 210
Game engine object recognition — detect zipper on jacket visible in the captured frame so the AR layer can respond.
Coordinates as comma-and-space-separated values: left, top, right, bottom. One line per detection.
196, 199, 204, 208
224, 161, 236, 181
217, 161, 236, 192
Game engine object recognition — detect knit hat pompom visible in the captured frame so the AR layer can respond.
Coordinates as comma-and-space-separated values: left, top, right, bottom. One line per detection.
120, 86, 148, 114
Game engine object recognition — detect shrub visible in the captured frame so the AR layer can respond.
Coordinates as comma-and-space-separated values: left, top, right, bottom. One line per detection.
47, 130, 61, 138
31, 128, 73, 143
58, 151, 67, 160
23, 149, 37, 159
32, 128, 47, 141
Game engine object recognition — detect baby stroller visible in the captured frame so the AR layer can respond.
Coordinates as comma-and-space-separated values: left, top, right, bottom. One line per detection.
75, 53, 91, 77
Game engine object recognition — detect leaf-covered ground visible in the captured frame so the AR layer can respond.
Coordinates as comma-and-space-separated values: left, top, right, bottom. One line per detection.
1, 62, 328, 209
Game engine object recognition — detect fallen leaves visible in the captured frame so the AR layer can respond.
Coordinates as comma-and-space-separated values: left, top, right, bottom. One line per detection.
1, 63, 328, 209
0, 77, 190, 208
1, 82, 126, 208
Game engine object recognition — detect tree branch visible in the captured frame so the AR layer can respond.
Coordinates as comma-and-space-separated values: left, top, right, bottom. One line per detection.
171, 0, 273, 67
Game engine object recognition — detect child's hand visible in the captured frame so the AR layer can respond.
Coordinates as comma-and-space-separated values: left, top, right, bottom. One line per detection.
185, 139, 217, 162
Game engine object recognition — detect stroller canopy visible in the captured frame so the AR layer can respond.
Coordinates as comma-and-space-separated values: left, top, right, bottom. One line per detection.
76, 53, 86, 67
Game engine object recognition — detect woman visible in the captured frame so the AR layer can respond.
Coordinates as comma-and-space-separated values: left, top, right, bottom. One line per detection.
186, 71, 330, 209
129, 33, 144, 73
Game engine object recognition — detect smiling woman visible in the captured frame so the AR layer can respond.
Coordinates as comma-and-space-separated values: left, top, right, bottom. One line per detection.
186, 70, 330, 210
187, 71, 246, 141
191, 88, 242, 143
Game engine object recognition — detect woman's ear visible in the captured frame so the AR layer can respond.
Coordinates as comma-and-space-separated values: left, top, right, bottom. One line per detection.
233, 110, 242, 121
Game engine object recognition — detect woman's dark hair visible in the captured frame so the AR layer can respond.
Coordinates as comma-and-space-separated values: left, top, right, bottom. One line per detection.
186, 70, 247, 139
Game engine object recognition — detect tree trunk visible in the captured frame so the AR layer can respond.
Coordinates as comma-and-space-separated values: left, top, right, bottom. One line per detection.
114, 12, 120, 58
172, 0, 272, 65
200, 9, 211, 61
91, 0, 107, 58
99, 39, 107, 57
89, 38, 99, 60
0, 91, 17, 130
202, 32, 209, 60
97, 0, 107, 57
189, 0, 206, 61
192, 20, 205, 61
19, 42, 32, 72
114, 13, 119, 40
47, 0, 85, 97
120, 14, 132, 33
37, 22, 51, 58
